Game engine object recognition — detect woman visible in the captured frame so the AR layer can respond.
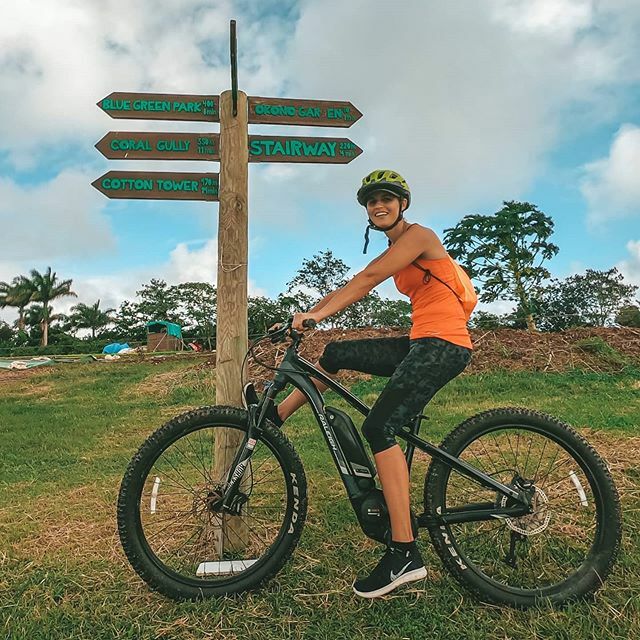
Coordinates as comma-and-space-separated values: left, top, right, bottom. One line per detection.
262, 169, 473, 598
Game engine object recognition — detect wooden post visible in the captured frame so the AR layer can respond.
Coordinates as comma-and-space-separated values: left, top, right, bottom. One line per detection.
214, 89, 249, 552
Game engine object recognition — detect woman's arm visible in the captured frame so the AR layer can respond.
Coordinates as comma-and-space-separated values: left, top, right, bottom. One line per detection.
311, 273, 377, 322
305, 246, 391, 315
292, 226, 441, 330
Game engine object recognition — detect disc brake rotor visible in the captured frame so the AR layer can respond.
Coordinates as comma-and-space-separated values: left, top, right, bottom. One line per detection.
500, 486, 551, 536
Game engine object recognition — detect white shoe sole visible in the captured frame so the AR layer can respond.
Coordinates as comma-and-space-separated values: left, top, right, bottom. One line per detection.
352, 566, 428, 599
241, 383, 252, 409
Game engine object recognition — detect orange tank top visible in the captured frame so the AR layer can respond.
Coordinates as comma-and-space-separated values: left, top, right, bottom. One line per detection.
393, 256, 473, 349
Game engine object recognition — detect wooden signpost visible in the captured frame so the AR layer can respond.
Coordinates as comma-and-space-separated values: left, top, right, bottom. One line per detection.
95, 132, 220, 161
91, 171, 219, 200
248, 97, 362, 127
98, 92, 219, 122
248, 135, 362, 163
95, 132, 361, 164
93, 20, 362, 556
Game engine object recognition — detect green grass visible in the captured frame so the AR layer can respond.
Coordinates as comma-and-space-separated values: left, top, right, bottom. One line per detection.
0, 361, 638, 639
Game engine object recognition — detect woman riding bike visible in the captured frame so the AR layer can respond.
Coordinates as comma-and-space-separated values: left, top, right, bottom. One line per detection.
251, 169, 475, 598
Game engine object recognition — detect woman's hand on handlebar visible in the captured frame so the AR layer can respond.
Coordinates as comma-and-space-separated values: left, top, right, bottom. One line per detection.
292, 312, 319, 331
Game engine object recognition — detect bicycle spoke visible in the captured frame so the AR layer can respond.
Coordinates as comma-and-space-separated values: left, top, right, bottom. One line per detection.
433, 423, 605, 594
132, 421, 293, 587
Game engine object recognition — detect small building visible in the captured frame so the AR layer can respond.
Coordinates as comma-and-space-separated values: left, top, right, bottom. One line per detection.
146, 320, 183, 352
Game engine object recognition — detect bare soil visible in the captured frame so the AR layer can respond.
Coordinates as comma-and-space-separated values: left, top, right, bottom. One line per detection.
248, 326, 640, 384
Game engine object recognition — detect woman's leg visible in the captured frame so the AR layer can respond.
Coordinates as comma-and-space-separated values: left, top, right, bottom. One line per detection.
362, 339, 472, 543
374, 445, 413, 542
275, 336, 410, 422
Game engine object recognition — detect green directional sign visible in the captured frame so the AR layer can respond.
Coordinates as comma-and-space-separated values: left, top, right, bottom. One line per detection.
95, 132, 220, 161
248, 135, 362, 163
91, 171, 219, 201
248, 97, 362, 127
97, 92, 219, 122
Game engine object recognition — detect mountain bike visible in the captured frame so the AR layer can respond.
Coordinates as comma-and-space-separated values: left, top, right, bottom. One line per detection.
117, 318, 621, 607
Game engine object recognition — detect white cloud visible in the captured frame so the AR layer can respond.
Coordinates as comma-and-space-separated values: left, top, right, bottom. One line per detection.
281, 0, 640, 218
2, 0, 640, 310
70, 236, 268, 311
581, 124, 640, 224
0, 170, 115, 260
0, 235, 267, 326
492, 0, 593, 37
617, 239, 640, 288
0, 0, 290, 169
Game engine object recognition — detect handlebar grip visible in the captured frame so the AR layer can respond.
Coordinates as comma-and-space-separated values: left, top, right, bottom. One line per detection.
302, 319, 317, 329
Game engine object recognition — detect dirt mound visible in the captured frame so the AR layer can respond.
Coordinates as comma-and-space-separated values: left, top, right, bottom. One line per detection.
247, 326, 640, 385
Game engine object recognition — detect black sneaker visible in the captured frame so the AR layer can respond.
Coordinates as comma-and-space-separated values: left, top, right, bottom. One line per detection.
353, 543, 427, 598
242, 383, 283, 427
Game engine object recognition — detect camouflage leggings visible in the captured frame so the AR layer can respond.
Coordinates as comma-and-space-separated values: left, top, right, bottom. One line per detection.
319, 336, 472, 454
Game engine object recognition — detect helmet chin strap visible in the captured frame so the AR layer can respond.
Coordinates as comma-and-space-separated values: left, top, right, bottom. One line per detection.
362, 209, 405, 254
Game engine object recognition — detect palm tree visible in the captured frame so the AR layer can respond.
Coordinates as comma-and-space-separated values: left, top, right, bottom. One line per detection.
29, 267, 77, 346
0, 276, 36, 331
70, 300, 115, 339
24, 304, 63, 336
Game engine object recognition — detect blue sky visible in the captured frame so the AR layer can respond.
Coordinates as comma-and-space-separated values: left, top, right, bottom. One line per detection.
1, 0, 639, 322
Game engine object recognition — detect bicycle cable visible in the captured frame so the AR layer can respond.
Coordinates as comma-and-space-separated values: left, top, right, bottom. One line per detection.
239, 320, 295, 404
239, 318, 318, 401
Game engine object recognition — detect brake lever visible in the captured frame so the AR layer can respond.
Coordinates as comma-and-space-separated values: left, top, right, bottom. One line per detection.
268, 319, 293, 344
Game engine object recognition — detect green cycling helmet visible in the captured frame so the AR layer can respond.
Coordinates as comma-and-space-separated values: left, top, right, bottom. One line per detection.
356, 169, 411, 209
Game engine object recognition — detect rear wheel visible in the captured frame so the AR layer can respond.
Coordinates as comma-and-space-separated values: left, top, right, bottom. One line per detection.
424, 408, 621, 608
117, 406, 307, 600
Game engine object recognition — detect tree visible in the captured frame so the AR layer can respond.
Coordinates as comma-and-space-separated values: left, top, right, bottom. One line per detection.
338, 291, 409, 329
286, 249, 350, 300
469, 311, 504, 330
369, 298, 412, 328
0, 321, 13, 346
287, 250, 353, 328
0, 276, 36, 331
70, 300, 116, 339
23, 304, 64, 343
29, 267, 77, 346
536, 268, 638, 331
176, 282, 217, 348
111, 300, 146, 342
136, 279, 183, 325
444, 201, 559, 332
276, 292, 316, 319
248, 296, 283, 337
616, 304, 640, 327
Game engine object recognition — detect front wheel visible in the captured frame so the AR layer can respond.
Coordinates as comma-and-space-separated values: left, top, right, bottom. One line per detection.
424, 408, 621, 608
117, 406, 307, 600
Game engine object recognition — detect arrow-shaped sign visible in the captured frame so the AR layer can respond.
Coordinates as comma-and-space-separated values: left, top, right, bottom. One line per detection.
248, 135, 362, 163
248, 97, 362, 127
91, 171, 219, 201
97, 92, 219, 122
96, 132, 361, 164
95, 132, 220, 161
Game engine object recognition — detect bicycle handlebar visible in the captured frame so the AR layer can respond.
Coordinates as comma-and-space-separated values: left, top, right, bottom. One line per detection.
267, 317, 316, 344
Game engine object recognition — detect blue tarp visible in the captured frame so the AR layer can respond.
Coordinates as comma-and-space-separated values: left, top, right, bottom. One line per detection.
102, 342, 130, 354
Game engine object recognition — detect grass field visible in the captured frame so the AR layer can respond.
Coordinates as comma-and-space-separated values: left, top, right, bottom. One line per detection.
1, 359, 639, 639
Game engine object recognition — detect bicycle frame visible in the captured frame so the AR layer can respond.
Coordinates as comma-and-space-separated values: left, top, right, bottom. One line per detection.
222, 334, 533, 527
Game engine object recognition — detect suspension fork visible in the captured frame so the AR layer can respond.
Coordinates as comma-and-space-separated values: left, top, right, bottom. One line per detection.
220, 375, 286, 511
